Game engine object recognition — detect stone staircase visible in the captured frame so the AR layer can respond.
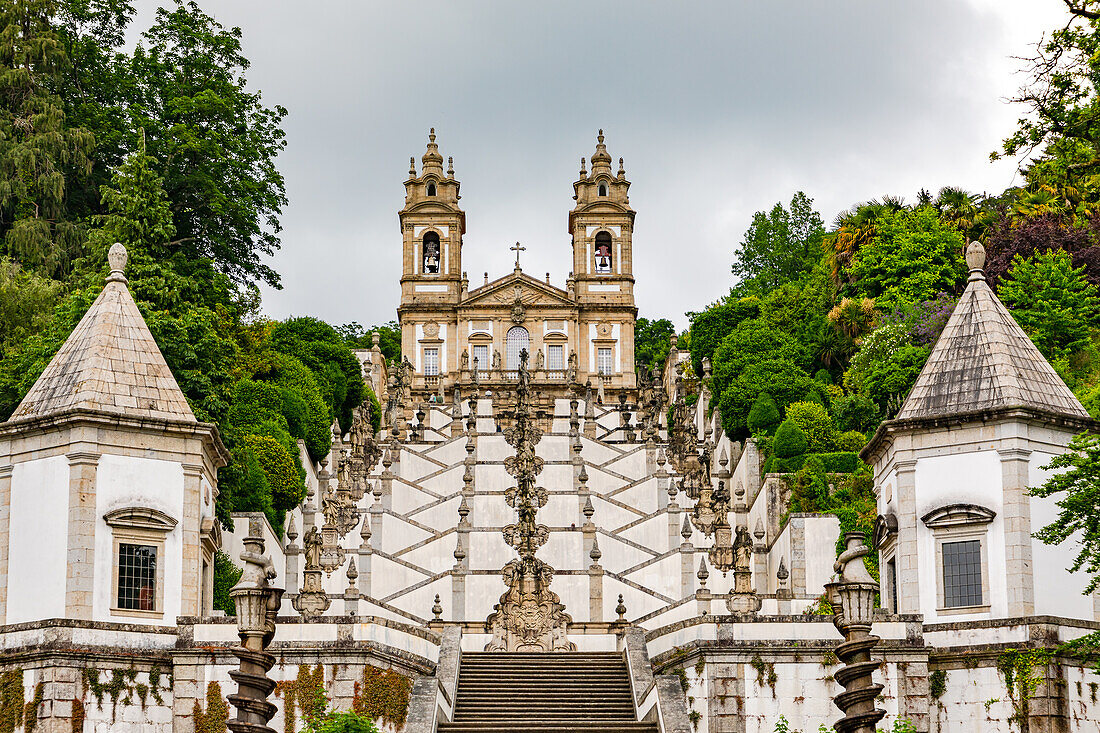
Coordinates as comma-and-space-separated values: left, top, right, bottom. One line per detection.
437, 652, 659, 733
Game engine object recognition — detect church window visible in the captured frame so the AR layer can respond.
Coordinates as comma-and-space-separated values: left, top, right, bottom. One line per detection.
472, 344, 489, 373
597, 347, 614, 375
117, 543, 158, 611
427, 182, 437, 196
942, 540, 982, 608
104, 506, 176, 618
594, 231, 613, 274
548, 344, 564, 370
423, 231, 441, 274
506, 326, 530, 370
598, 182, 608, 197
424, 347, 440, 376
922, 504, 994, 614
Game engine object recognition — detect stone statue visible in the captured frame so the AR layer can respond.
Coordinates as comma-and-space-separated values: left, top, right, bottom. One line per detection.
460, 349, 469, 371
566, 352, 578, 383
534, 349, 544, 371
303, 526, 323, 569
492, 349, 502, 373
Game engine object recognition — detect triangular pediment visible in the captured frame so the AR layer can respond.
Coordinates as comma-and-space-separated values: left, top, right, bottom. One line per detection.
461, 272, 575, 309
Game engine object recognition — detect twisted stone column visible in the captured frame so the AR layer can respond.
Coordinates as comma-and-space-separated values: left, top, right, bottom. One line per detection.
825, 532, 885, 733
227, 518, 284, 733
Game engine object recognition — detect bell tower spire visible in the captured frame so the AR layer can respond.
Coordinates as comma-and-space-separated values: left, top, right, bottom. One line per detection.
398, 129, 467, 384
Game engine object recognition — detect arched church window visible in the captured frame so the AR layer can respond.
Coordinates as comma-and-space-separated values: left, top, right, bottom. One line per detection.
423, 231, 441, 274
506, 326, 529, 371
594, 231, 613, 274
598, 183, 608, 197
427, 182, 437, 196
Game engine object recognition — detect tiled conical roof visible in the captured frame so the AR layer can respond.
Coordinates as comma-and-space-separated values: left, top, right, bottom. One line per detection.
9, 243, 195, 423
895, 241, 1088, 421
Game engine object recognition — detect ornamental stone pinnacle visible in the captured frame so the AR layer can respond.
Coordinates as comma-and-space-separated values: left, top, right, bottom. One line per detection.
107, 242, 128, 282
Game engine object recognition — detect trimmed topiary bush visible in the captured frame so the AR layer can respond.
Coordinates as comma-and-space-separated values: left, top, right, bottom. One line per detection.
785, 401, 837, 452
773, 419, 808, 459
747, 392, 782, 435
836, 430, 867, 452
813, 452, 861, 474
239, 433, 306, 512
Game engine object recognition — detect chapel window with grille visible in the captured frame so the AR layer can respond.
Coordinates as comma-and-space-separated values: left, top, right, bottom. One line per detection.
117, 543, 157, 611
942, 539, 983, 608
506, 327, 529, 370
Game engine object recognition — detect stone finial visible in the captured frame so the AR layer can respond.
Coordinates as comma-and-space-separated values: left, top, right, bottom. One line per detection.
754, 518, 765, 541
615, 594, 627, 622
409, 156, 416, 176
697, 557, 709, 588
582, 496, 594, 520
432, 594, 443, 621
107, 242, 128, 283
618, 157, 625, 178
589, 536, 602, 565
447, 156, 454, 177
346, 557, 358, 585
681, 513, 693, 542
966, 240, 986, 280
777, 557, 789, 582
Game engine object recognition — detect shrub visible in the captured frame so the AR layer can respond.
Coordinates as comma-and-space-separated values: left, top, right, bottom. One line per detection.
270, 353, 333, 460
747, 393, 782, 435
773, 419, 808, 458
718, 359, 815, 438
831, 392, 879, 433
814, 452, 861, 473
836, 430, 868, 452
785, 401, 837, 452
212, 550, 243, 615
239, 433, 306, 512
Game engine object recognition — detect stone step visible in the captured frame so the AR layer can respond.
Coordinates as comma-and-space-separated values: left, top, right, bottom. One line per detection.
438, 725, 659, 733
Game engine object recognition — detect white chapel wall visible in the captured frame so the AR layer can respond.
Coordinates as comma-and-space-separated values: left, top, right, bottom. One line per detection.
7, 455, 69, 624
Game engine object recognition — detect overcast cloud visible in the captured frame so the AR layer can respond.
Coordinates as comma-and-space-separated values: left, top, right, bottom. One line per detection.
133, 0, 1065, 330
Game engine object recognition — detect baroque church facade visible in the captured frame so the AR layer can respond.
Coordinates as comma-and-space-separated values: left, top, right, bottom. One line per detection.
398, 131, 638, 402
0, 139, 1099, 733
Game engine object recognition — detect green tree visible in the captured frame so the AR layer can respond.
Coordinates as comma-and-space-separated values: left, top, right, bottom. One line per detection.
710, 318, 803, 404
0, 257, 62, 356
718, 359, 814, 439
634, 316, 675, 372
999, 249, 1100, 361
272, 317, 365, 431
339, 320, 401, 363
1030, 432, 1100, 593
746, 392, 781, 435
686, 298, 760, 379
0, 0, 95, 276
785, 400, 837, 453
848, 206, 966, 312
732, 191, 825, 294
127, 0, 288, 288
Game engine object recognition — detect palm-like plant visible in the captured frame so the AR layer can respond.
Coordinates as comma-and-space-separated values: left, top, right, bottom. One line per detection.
827, 197, 906, 286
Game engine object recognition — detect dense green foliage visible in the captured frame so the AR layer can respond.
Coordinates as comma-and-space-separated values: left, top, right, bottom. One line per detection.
212, 550, 242, 615
0, 0, 380, 534
634, 316, 676, 372
732, 191, 825, 294
1031, 433, 1100, 593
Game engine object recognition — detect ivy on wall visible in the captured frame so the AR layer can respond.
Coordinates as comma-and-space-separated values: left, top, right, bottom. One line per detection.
351, 665, 412, 729
82, 666, 171, 721
23, 683, 43, 733
193, 681, 229, 733
71, 698, 85, 733
0, 670, 23, 733
275, 665, 326, 733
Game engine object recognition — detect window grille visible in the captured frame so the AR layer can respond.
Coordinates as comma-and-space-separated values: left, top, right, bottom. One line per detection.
548, 345, 564, 370
506, 327, 529, 370
118, 543, 157, 611
942, 540, 983, 608
597, 347, 614, 375
424, 348, 439, 376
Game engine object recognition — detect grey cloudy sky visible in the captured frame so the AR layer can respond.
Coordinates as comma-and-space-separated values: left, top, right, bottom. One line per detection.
135, 0, 1065, 330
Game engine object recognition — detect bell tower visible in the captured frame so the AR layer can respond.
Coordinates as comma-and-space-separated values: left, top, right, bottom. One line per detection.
568, 130, 636, 307
399, 129, 465, 302
398, 130, 466, 388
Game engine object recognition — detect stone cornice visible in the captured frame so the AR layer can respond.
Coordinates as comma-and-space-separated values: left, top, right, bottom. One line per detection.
0, 408, 231, 468
860, 406, 1100, 466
